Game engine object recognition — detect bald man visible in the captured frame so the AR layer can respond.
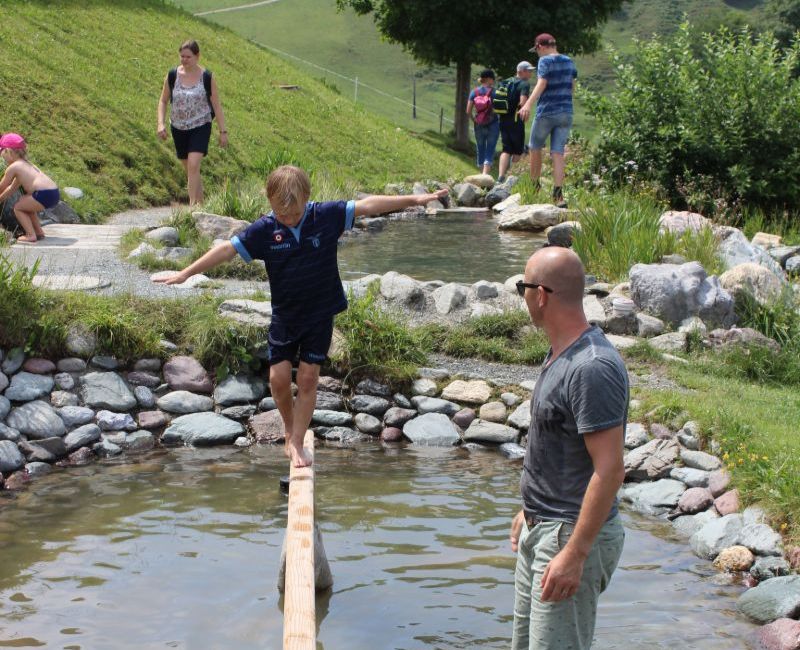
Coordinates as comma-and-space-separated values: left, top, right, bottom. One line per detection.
510, 247, 627, 650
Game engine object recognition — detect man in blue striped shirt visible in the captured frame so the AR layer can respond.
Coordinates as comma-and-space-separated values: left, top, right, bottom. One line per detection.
519, 34, 578, 209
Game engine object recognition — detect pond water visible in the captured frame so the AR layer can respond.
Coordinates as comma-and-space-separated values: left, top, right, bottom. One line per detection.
337, 211, 548, 284
0, 444, 755, 649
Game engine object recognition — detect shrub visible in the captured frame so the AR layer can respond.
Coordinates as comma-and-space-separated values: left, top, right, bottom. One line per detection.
586, 23, 800, 214
0, 253, 43, 348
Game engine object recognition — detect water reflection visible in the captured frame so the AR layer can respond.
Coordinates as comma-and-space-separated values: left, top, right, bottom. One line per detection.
0, 444, 755, 649
338, 212, 547, 283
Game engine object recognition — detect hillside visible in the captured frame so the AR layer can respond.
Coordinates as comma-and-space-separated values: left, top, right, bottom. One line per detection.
0, 0, 472, 221
177, 0, 766, 137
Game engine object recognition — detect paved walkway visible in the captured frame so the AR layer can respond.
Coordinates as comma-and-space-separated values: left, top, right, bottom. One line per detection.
5, 207, 263, 298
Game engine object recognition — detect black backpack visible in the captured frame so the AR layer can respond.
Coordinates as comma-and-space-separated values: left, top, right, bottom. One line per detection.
168, 68, 215, 119
492, 77, 519, 116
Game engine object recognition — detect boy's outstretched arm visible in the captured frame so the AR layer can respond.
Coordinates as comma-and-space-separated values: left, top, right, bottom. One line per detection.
153, 241, 237, 285
354, 189, 448, 217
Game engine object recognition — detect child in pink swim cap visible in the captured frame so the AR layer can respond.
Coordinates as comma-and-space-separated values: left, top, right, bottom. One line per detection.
0, 133, 60, 244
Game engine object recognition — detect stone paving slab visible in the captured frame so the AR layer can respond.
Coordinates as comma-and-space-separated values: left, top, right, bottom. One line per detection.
32, 275, 110, 291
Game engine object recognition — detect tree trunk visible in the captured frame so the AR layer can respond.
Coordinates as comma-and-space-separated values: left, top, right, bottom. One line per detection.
454, 59, 471, 151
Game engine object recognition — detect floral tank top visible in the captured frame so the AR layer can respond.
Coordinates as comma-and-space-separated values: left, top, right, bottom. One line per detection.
170, 74, 212, 131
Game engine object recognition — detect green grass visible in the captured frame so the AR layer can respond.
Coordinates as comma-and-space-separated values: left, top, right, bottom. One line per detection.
0, 0, 472, 222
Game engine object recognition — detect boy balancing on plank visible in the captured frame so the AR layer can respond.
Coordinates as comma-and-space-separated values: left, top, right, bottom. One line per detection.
155, 165, 448, 467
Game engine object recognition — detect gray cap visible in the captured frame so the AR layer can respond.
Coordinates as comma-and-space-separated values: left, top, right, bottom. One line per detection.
516, 60, 535, 71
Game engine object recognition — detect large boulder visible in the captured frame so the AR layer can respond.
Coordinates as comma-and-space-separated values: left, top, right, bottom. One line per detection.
507, 400, 532, 430
162, 412, 244, 446
622, 478, 686, 516
0, 440, 25, 473
719, 263, 785, 305
629, 261, 735, 327
690, 513, 744, 559
156, 391, 214, 414
463, 420, 518, 444
624, 438, 680, 480
163, 356, 213, 394
737, 576, 800, 624
214, 374, 267, 406
4, 372, 54, 402
453, 182, 481, 207
708, 327, 780, 352
751, 618, 800, 650
379, 272, 424, 306
433, 283, 468, 315
192, 211, 249, 240
7, 400, 66, 439
658, 211, 711, 236
79, 372, 137, 411
63, 424, 102, 452
716, 226, 785, 277
402, 413, 460, 446
738, 523, 784, 557
495, 204, 565, 231
440, 380, 492, 405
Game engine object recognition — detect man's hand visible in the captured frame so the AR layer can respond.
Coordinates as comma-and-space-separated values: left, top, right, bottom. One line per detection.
510, 510, 524, 553
153, 271, 189, 285
540, 546, 585, 602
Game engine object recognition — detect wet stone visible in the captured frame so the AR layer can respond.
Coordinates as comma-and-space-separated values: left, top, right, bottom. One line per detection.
7, 401, 66, 439
134, 386, 155, 409
317, 376, 343, 393
499, 442, 526, 460
380, 427, 403, 442
163, 356, 213, 394
96, 411, 137, 432
213, 374, 267, 406
121, 430, 155, 451
220, 405, 257, 420
5, 372, 54, 402
393, 393, 412, 409
0, 396, 9, 420
751, 557, 792, 582
156, 390, 214, 414
137, 410, 169, 430
133, 358, 162, 373
0, 423, 21, 442
25, 461, 52, 478
354, 413, 381, 435
350, 395, 391, 417
452, 408, 476, 429
383, 407, 417, 428
67, 447, 96, 466
312, 410, 353, 427
0, 440, 25, 473
93, 439, 122, 457
80, 372, 137, 411
57, 406, 95, 428
410, 396, 460, 417
259, 397, 276, 411
403, 413, 460, 446
249, 410, 285, 444
64, 424, 102, 452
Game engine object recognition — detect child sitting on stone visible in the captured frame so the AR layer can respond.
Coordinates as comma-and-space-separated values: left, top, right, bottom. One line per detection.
155, 165, 447, 467
0, 133, 60, 244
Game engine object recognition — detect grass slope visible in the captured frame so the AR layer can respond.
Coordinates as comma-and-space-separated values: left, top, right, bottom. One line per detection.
0, 0, 472, 221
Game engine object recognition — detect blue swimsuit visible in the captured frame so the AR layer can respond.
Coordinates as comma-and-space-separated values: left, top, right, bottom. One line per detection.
31, 188, 60, 209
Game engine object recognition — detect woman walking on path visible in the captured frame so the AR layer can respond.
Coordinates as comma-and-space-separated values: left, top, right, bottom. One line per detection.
466, 69, 500, 176
157, 39, 228, 206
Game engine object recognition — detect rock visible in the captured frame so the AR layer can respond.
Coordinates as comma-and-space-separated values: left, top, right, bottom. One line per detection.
355, 379, 392, 398
484, 187, 510, 208
677, 431, 701, 451
25, 461, 52, 478
218, 299, 272, 328
648, 332, 688, 353
403, 413, 461, 446
452, 408, 476, 428
453, 182, 481, 206
583, 295, 607, 328
249, 410, 285, 444
716, 226, 785, 277
690, 513, 744, 559
737, 575, 800, 624
79, 372, 136, 411
545, 221, 581, 248
463, 173, 494, 189
752, 232, 783, 249
658, 211, 711, 236
495, 203, 565, 231
709, 469, 731, 497
354, 413, 381, 435
55, 406, 93, 428
259, 397, 276, 411
125, 371, 161, 388
708, 327, 780, 351
3, 471, 29, 490
22, 358, 56, 375
4, 371, 53, 402
492, 193, 521, 212
234, 436, 251, 448
193, 211, 249, 240
319, 426, 368, 444
23, 436, 67, 461
214, 374, 267, 406
636, 313, 666, 338
0, 423, 21, 442
380, 272, 424, 306
681, 449, 722, 472
96, 410, 137, 431
410, 396, 460, 417
383, 407, 417, 428
138, 410, 169, 430
7, 401, 66, 439
714, 545, 755, 572
471, 280, 498, 300
349, 395, 391, 417
53, 372, 75, 391
133, 358, 161, 373
393, 393, 412, 409
624, 423, 650, 449
649, 423, 673, 440
412, 378, 438, 397
134, 386, 155, 408
156, 390, 214, 414
1, 348, 24, 375
64, 324, 96, 358
679, 316, 707, 337
672, 509, 720, 537
145, 226, 179, 246
313, 391, 342, 411
624, 438, 680, 480
128, 242, 157, 259
507, 400, 532, 430
738, 523, 784, 557
220, 405, 257, 420
479, 401, 507, 423
0, 371, 7, 394
0, 396, 9, 420
751, 557, 792, 582
380, 427, 403, 442
384, 183, 405, 195
720, 263, 784, 306
678, 487, 715, 514
161, 412, 244, 446
0, 440, 25, 473
120, 430, 155, 452
499, 442, 526, 459
93, 439, 122, 457
441, 380, 492, 405
50, 391, 78, 408
670, 467, 711, 488
417, 367, 450, 381
463, 419, 518, 444
500, 392, 521, 407
744, 506, 769, 526
772, 246, 800, 270
163, 356, 213, 394
623, 478, 686, 516
751, 618, 800, 650
64, 424, 102, 452
312, 410, 353, 427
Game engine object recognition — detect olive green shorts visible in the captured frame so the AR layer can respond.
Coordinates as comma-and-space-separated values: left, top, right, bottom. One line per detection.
511, 515, 624, 650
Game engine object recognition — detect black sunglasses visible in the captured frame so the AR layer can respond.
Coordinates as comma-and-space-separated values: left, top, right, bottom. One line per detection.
516, 280, 554, 296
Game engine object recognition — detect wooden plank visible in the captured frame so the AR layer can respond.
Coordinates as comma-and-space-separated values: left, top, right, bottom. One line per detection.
283, 430, 316, 650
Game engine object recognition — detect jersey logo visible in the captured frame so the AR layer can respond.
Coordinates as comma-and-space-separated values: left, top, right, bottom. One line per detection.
274, 232, 284, 243
310, 235, 320, 248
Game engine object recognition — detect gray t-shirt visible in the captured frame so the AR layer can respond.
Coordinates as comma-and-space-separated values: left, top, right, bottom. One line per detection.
520, 326, 628, 523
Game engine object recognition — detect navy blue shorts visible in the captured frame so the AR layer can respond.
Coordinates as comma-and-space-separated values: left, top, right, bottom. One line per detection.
171, 122, 212, 160
268, 318, 334, 366
31, 188, 60, 210
499, 117, 526, 155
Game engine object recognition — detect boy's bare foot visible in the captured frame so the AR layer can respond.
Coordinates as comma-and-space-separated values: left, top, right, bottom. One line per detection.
288, 441, 313, 468
16, 234, 37, 244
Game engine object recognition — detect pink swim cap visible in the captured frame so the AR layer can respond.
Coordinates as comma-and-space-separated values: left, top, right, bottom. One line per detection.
0, 133, 27, 150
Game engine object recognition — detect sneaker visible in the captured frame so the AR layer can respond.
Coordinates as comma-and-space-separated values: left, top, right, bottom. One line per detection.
556, 200, 568, 209
497, 175, 506, 184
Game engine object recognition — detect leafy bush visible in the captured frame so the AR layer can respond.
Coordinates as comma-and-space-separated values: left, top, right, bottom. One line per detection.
0, 253, 44, 348
586, 23, 800, 214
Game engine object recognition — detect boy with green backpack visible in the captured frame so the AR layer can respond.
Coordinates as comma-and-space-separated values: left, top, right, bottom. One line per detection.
495, 62, 533, 182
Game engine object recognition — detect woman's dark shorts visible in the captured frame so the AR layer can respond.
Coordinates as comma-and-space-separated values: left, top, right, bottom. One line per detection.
267, 318, 334, 366
499, 117, 526, 156
171, 122, 212, 160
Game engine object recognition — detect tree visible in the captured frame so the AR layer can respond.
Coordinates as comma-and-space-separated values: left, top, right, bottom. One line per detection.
337, 0, 626, 149
763, 0, 800, 46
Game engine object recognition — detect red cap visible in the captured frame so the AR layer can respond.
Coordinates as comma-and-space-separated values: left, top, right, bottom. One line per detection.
0, 133, 26, 150
530, 34, 556, 51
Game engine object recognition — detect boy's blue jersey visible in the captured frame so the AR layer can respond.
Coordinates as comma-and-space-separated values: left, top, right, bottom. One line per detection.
231, 200, 356, 325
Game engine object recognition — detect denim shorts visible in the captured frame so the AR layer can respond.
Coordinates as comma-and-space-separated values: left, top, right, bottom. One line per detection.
529, 112, 573, 154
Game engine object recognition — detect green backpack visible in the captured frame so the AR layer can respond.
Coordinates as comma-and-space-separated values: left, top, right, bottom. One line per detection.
492, 77, 518, 115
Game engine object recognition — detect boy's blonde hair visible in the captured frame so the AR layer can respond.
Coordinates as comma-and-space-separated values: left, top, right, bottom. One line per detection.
266, 165, 311, 210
